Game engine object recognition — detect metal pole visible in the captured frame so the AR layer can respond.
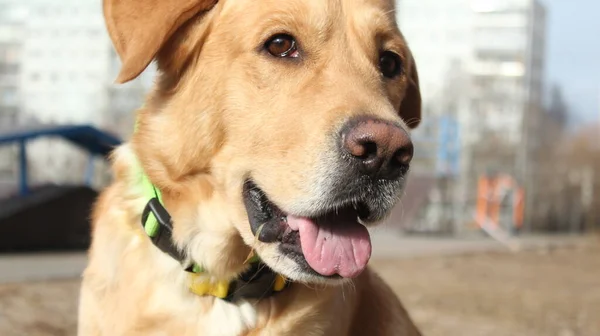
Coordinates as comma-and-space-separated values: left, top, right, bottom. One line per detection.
85, 154, 95, 187
520, 0, 540, 233
18, 140, 29, 196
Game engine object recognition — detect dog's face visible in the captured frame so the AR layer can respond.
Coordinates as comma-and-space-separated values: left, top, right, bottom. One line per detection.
105, 0, 420, 284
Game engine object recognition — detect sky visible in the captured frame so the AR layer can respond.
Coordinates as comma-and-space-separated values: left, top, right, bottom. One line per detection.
541, 0, 600, 126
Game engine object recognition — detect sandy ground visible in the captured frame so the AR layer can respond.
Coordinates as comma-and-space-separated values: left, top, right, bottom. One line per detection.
373, 237, 600, 336
0, 236, 598, 336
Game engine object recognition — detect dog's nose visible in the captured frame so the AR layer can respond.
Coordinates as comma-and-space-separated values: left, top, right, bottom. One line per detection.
341, 117, 413, 180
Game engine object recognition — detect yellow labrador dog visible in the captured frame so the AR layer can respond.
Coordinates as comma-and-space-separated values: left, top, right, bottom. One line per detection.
79, 0, 422, 335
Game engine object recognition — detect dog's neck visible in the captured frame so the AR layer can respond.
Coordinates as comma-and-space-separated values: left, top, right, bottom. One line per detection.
126, 147, 290, 303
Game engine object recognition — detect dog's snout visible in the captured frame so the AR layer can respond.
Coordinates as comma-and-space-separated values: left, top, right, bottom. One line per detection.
341, 117, 413, 180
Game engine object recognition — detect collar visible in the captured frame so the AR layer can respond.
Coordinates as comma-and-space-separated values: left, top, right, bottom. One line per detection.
133, 156, 289, 302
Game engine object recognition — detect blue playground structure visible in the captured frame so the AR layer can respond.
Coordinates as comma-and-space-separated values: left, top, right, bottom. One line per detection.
0, 124, 121, 252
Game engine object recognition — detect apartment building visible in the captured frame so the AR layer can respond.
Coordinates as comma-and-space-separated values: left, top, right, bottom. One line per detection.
397, 0, 547, 231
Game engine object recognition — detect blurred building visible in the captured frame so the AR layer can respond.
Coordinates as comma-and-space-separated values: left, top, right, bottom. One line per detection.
0, 0, 152, 187
0, 0, 25, 186
469, 0, 546, 144
411, 115, 461, 177
397, 0, 547, 232
19, 0, 112, 126
106, 50, 156, 139
392, 115, 461, 233
471, 0, 546, 232
16, 1, 111, 184
0, 1, 22, 124
397, 0, 473, 115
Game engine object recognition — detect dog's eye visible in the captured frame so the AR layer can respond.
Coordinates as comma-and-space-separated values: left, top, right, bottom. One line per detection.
379, 51, 403, 78
265, 34, 298, 58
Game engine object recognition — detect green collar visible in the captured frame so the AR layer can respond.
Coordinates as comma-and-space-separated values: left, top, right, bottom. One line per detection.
133, 120, 165, 239
136, 161, 164, 238
132, 151, 289, 302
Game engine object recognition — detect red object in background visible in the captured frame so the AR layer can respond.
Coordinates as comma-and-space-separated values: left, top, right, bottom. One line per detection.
476, 174, 524, 230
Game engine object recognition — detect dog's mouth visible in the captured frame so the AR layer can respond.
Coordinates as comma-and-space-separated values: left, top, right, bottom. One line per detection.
242, 180, 373, 279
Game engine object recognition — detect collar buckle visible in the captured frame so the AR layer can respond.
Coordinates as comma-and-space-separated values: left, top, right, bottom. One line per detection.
141, 198, 187, 263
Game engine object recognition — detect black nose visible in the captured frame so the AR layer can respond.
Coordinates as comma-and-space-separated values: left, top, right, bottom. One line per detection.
340, 117, 413, 180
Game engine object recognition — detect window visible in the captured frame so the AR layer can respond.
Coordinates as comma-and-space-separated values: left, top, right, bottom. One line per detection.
1, 47, 20, 63
1, 88, 18, 105
37, 6, 48, 16
0, 63, 18, 75
0, 106, 18, 125
29, 49, 42, 58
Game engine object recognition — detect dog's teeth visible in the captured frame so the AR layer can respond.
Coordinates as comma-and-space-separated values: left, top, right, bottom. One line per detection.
357, 216, 366, 226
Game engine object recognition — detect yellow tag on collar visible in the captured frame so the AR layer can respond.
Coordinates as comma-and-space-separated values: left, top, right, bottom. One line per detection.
187, 273, 288, 299
273, 274, 287, 291
189, 274, 230, 299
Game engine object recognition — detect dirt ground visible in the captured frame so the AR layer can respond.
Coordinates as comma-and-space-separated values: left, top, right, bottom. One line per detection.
0, 236, 598, 336
372, 237, 600, 336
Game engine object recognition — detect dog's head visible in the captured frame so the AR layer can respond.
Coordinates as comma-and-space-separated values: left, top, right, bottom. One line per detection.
106, 0, 420, 284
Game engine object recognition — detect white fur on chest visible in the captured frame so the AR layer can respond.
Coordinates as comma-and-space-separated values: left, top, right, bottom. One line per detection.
141, 252, 259, 336
201, 299, 259, 336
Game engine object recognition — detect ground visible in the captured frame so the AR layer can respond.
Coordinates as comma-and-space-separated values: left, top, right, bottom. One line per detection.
373, 237, 600, 336
0, 235, 598, 336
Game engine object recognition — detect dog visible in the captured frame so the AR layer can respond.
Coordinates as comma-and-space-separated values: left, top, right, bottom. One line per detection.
78, 0, 422, 334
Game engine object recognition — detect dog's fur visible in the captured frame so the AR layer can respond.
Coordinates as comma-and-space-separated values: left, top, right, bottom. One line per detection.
79, 0, 422, 334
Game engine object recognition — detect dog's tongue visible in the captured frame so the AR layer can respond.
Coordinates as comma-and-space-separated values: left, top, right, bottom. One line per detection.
287, 213, 371, 278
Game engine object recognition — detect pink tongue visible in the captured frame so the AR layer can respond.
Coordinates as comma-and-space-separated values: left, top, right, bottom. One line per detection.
287, 214, 372, 278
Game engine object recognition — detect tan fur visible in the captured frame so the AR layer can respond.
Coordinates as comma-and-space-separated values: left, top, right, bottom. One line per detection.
79, 0, 423, 334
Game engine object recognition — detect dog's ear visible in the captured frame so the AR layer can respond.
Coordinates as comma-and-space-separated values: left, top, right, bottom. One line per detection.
399, 53, 421, 129
103, 0, 218, 83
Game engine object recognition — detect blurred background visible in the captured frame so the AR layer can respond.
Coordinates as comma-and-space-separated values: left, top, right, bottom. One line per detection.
0, 0, 598, 335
